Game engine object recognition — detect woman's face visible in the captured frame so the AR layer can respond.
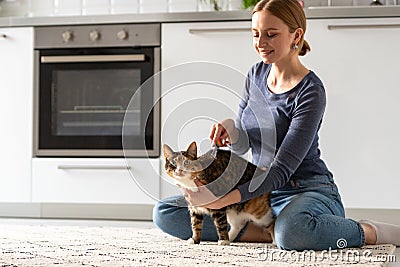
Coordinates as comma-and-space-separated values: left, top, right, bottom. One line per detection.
252, 10, 298, 64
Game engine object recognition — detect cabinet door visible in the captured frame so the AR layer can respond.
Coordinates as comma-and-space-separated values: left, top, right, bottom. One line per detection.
302, 18, 400, 208
32, 158, 160, 204
161, 22, 259, 150
0, 27, 33, 202
161, 22, 260, 197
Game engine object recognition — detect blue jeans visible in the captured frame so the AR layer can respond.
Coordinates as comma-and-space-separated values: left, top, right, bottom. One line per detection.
153, 173, 366, 250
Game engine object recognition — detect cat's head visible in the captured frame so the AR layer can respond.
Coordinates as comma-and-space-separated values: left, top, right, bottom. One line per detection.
163, 142, 202, 189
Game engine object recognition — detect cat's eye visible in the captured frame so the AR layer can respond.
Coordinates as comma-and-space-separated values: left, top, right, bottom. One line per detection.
169, 160, 176, 167
184, 160, 190, 165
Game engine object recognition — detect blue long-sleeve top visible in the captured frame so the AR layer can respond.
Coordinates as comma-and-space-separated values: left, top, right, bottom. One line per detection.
232, 62, 331, 203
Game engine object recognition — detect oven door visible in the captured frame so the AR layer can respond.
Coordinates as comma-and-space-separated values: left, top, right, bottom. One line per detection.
34, 47, 160, 157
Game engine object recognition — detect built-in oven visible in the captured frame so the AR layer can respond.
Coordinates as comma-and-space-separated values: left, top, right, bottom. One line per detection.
34, 24, 160, 157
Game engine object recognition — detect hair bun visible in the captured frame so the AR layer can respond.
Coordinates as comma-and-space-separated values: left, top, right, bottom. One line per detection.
299, 40, 311, 56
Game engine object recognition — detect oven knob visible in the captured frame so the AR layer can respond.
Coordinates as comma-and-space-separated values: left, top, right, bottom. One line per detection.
61, 31, 73, 42
117, 30, 128, 41
89, 30, 101, 42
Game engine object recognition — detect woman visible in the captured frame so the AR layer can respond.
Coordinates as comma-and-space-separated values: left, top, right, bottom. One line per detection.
153, 0, 400, 250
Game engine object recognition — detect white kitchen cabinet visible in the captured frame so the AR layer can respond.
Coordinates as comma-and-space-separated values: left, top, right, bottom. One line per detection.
32, 158, 160, 204
160, 21, 259, 197
0, 27, 33, 202
302, 18, 400, 209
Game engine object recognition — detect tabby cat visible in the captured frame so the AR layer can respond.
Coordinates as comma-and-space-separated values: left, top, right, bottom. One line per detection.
163, 142, 274, 245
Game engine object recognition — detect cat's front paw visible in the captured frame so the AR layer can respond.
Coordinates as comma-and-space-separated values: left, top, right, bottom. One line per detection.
187, 238, 200, 245
218, 240, 231, 246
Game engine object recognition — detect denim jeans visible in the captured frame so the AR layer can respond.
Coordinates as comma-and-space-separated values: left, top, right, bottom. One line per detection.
153, 173, 366, 250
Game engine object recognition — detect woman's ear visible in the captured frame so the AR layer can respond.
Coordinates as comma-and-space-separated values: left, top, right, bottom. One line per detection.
294, 28, 304, 44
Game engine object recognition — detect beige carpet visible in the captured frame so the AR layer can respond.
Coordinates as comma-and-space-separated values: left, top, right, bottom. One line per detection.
0, 223, 396, 266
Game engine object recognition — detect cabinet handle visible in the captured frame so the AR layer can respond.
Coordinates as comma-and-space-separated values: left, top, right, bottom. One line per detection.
0, 34, 7, 39
57, 165, 131, 170
189, 28, 250, 34
328, 24, 400, 30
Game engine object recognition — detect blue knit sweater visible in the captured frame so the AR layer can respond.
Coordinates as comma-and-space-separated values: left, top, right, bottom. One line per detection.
232, 62, 331, 203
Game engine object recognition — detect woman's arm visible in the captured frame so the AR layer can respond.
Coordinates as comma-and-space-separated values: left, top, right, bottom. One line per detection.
184, 179, 242, 209
209, 119, 239, 147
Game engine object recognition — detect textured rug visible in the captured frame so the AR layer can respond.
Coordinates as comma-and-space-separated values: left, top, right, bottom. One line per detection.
0, 223, 396, 267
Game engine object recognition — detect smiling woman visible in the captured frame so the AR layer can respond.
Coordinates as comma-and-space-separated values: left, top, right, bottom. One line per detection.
153, 0, 400, 250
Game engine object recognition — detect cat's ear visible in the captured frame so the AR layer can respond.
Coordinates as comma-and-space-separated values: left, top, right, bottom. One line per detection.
163, 144, 174, 159
186, 142, 197, 159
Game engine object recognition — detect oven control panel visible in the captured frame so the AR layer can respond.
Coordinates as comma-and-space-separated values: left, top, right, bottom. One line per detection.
35, 24, 161, 48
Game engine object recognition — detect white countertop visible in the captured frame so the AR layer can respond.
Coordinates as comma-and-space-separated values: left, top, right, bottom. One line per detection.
0, 5, 399, 27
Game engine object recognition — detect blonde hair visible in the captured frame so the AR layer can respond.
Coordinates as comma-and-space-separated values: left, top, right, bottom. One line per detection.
253, 0, 311, 56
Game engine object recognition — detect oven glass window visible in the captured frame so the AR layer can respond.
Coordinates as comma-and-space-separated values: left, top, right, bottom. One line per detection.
53, 69, 141, 137
37, 47, 158, 155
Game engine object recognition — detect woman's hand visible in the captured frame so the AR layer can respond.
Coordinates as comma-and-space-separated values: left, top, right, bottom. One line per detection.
209, 119, 239, 147
183, 179, 220, 208
183, 179, 242, 210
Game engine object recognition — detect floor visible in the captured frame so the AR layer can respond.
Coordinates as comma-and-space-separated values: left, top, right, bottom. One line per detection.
0, 217, 155, 228
0, 218, 398, 266
391, 248, 399, 267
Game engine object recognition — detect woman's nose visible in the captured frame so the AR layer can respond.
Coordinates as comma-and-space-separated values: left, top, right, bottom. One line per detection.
257, 37, 267, 48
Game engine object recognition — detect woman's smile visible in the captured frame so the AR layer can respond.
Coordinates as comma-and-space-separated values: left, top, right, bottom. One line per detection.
259, 49, 274, 56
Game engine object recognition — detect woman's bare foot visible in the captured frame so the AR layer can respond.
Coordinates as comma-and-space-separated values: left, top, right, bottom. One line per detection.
361, 222, 377, 245
360, 220, 400, 246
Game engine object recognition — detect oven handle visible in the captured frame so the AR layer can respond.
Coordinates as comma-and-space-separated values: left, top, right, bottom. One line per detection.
41, 54, 146, 63
58, 165, 131, 170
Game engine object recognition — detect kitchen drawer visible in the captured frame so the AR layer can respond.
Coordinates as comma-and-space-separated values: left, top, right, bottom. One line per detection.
32, 158, 160, 204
